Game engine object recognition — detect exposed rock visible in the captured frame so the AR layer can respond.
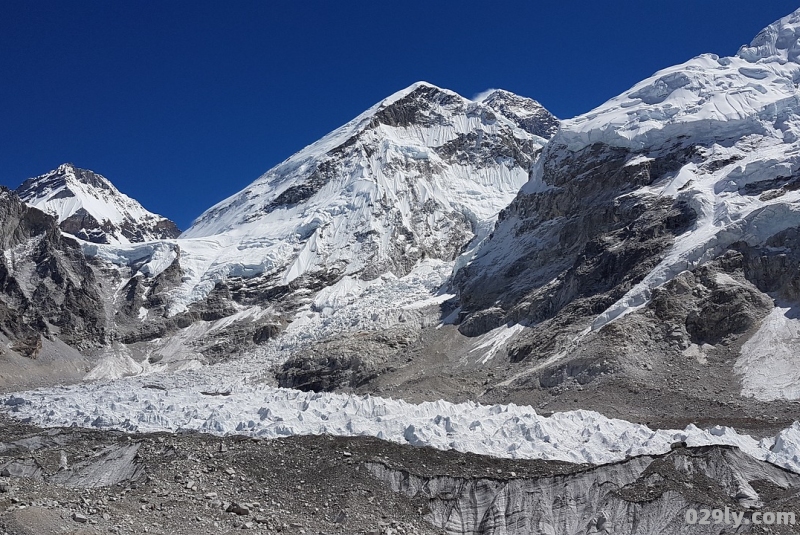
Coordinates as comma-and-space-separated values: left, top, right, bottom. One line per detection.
480, 89, 559, 139
49, 444, 145, 488
226, 502, 250, 516
455, 142, 699, 337
0, 188, 107, 354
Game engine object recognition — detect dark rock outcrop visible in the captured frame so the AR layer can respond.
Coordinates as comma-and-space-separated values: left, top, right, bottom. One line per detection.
0, 188, 107, 356
455, 142, 699, 337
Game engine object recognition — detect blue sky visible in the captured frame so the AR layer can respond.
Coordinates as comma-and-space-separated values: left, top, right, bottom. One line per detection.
2, 1, 798, 229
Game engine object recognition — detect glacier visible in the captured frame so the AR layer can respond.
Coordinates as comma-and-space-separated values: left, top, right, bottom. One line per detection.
6, 379, 800, 474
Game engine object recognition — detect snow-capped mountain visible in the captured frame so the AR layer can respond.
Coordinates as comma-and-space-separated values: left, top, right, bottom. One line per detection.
8, 12, 800, 535
150, 82, 555, 314
478, 89, 559, 139
16, 163, 180, 244
450, 8, 800, 411
0, 83, 559, 384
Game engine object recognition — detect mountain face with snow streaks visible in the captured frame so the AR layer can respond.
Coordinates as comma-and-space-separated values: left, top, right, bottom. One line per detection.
6, 9, 800, 426
0, 188, 111, 390
168, 83, 554, 314
8, 12, 800, 535
447, 8, 800, 412
16, 163, 180, 245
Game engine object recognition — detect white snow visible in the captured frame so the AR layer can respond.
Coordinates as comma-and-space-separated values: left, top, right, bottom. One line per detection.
83, 241, 179, 279
275, 259, 453, 356
522, 9, 800, 332
468, 323, 526, 364
83, 345, 144, 382
151, 82, 542, 312
472, 88, 499, 103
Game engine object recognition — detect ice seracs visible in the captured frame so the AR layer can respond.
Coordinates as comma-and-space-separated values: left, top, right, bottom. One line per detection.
738, 8, 800, 64
16, 163, 180, 244
6, 379, 800, 475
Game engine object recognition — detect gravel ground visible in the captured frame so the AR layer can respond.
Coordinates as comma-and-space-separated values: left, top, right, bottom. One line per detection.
0, 413, 580, 535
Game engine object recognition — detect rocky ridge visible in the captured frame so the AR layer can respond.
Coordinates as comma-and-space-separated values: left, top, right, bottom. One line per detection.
0, 188, 109, 390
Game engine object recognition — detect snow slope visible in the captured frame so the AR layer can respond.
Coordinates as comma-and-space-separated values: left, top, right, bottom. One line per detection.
16, 163, 179, 244
437, 9, 800, 407
8, 15, 800, 479
468, 9, 800, 335
560, 9, 800, 152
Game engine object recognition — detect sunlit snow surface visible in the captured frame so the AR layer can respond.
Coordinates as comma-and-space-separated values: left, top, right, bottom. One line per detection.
503, 9, 800, 344
128, 82, 542, 315
9, 14, 800, 473
558, 10, 800, 403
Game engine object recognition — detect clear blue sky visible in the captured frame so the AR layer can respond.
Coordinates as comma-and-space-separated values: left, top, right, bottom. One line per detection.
2, 1, 798, 230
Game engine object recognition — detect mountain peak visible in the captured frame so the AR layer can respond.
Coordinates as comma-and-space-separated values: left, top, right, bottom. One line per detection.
479, 89, 559, 139
381, 81, 455, 105
16, 165, 180, 244
738, 8, 800, 64
180, 81, 555, 302
45, 163, 116, 192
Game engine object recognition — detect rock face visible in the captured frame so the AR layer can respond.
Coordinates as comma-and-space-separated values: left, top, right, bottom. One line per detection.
85, 82, 557, 372
454, 142, 699, 337
369, 445, 800, 534
180, 82, 552, 290
0, 188, 106, 359
16, 163, 180, 244
479, 89, 559, 139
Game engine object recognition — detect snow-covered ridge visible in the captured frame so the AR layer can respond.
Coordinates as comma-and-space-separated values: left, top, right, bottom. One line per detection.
16, 163, 179, 244
4, 381, 800, 474
184, 81, 550, 239
738, 8, 800, 64
560, 9, 800, 151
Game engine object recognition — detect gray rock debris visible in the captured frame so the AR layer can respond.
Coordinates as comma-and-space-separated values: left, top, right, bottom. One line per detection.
368, 445, 800, 535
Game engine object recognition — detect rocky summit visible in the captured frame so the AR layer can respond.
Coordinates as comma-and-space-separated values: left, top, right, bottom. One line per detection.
5, 8, 800, 535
